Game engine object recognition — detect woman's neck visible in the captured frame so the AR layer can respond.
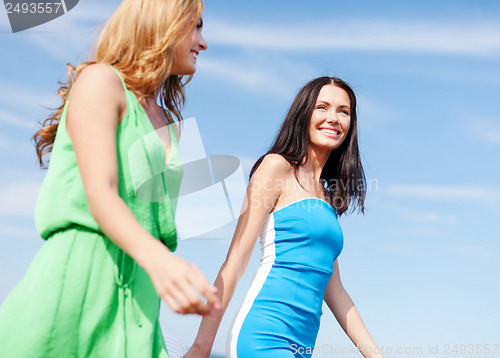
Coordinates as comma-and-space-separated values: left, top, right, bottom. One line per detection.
304, 146, 331, 180
135, 86, 161, 107
143, 95, 158, 109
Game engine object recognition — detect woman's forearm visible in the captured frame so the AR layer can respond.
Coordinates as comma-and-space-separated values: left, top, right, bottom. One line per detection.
189, 255, 247, 356
87, 186, 162, 266
327, 289, 384, 358
88, 186, 219, 315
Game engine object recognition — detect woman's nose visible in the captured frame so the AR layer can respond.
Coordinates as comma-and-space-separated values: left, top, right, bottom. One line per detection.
326, 113, 338, 123
199, 33, 207, 51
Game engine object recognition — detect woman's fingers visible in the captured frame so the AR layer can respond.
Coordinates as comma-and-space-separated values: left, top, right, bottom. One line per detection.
163, 294, 181, 314
186, 266, 221, 311
160, 263, 220, 315
177, 280, 212, 315
144, 249, 221, 315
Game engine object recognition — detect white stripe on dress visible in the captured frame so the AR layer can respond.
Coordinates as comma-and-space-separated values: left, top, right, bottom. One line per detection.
226, 213, 277, 357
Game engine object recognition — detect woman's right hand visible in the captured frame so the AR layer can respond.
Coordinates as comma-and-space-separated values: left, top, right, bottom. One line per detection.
139, 239, 221, 316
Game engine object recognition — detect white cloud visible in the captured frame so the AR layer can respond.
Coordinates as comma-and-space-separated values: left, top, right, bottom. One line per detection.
0, 180, 41, 218
0, 221, 38, 239
447, 244, 495, 259
0, 130, 38, 160
357, 95, 401, 129
470, 118, 500, 145
65, 2, 117, 22
5, 5, 500, 59
377, 244, 419, 257
0, 110, 37, 130
196, 49, 328, 98
0, 79, 58, 110
387, 184, 500, 202
197, 56, 298, 98
205, 19, 500, 57
0, 81, 61, 139
0, 168, 45, 185
19, 2, 118, 60
405, 211, 459, 225
0, 3, 10, 30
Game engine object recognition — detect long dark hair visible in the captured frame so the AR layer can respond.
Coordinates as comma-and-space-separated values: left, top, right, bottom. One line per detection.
250, 76, 365, 216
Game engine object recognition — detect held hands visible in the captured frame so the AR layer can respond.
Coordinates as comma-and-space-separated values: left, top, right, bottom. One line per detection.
139, 240, 220, 316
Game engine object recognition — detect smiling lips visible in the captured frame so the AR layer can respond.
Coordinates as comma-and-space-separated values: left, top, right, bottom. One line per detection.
319, 127, 340, 138
191, 50, 198, 61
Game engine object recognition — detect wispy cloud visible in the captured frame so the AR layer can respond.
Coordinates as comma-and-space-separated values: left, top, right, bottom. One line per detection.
447, 244, 495, 259
0, 79, 58, 110
0, 110, 38, 130
0, 80, 62, 136
387, 184, 500, 202
0, 221, 38, 240
205, 19, 500, 57
19, 2, 117, 60
375, 243, 420, 257
0, 133, 42, 163
469, 118, 500, 145
0, 3, 10, 30
197, 55, 310, 98
0, 180, 41, 218
405, 211, 459, 225
357, 95, 402, 130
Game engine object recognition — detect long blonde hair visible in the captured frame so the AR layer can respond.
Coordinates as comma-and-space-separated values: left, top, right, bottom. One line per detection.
34, 0, 204, 167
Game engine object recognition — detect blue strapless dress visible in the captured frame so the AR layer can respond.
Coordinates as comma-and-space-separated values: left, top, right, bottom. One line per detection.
227, 198, 344, 357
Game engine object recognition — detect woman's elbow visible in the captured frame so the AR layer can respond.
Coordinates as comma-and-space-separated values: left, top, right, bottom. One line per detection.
85, 182, 118, 213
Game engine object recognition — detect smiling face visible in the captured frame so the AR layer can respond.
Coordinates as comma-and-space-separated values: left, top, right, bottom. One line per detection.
170, 17, 207, 75
308, 84, 351, 154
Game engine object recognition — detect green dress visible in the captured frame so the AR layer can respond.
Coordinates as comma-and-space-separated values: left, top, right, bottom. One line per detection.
0, 67, 183, 357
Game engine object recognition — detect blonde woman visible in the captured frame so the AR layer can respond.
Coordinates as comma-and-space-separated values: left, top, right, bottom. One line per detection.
0, 0, 219, 357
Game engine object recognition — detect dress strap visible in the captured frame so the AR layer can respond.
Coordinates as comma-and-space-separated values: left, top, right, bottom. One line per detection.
109, 66, 128, 92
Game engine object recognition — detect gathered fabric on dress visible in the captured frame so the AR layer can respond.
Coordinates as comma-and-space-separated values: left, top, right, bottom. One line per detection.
0, 67, 183, 358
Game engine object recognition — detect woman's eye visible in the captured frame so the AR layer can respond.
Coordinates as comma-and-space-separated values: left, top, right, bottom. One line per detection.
196, 19, 203, 29
317, 105, 326, 110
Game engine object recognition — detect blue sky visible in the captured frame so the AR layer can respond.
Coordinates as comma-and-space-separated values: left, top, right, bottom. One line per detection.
1, 1, 500, 357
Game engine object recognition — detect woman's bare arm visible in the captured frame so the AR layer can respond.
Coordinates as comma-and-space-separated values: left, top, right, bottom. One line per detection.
67, 63, 219, 315
184, 154, 291, 357
324, 260, 384, 358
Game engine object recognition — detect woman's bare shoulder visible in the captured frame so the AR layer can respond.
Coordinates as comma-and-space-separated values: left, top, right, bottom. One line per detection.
73, 64, 123, 93
258, 154, 292, 173
77, 63, 120, 81
68, 63, 126, 118
251, 154, 293, 187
